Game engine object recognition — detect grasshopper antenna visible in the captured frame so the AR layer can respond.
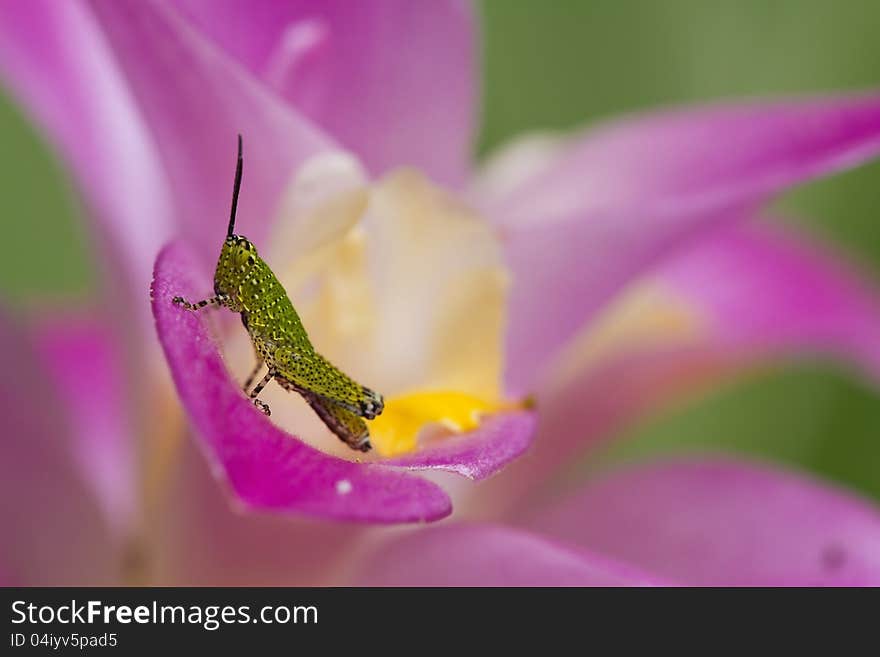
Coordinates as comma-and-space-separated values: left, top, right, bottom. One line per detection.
227, 134, 243, 238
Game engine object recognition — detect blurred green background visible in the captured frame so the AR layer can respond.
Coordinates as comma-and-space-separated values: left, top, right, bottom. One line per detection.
0, 1, 878, 501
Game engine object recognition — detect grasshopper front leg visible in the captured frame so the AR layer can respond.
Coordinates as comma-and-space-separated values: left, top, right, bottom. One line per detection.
172, 294, 229, 311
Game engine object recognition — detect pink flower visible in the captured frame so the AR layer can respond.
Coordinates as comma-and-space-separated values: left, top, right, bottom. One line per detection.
2, 0, 880, 584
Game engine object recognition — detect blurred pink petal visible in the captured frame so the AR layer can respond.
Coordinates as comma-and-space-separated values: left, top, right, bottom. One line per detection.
384, 411, 537, 480
491, 95, 880, 223
662, 220, 880, 375
31, 315, 138, 538
174, 0, 477, 187
0, 0, 171, 317
353, 524, 668, 586
155, 437, 372, 585
490, 95, 880, 392
0, 311, 116, 585
87, 0, 333, 264
527, 458, 880, 586
480, 221, 880, 510
152, 242, 452, 523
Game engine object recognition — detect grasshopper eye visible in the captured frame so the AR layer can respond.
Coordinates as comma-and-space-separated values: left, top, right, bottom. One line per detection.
228, 238, 256, 266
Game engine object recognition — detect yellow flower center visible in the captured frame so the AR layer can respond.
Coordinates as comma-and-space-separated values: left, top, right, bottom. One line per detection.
367, 390, 512, 457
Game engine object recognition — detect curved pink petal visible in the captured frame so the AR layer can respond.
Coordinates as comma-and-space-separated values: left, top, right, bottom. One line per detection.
0, 0, 172, 326
501, 204, 702, 394
173, 0, 478, 187
151, 242, 451, 524
527, 458, 880, 586
352, 524, 668, 586
490, 94, 880, 392
154, 436, 374, 585
31, 314, 138, 538
474, 220, 880, 513
662, 220, 880, 376
491, 94, 880, 225
86, 0, 334, 265
383, 411, 537, 480
0, 310, 116, 585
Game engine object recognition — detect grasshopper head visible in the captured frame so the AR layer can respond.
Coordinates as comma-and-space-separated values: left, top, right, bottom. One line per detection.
213, 234, 259, 309
214, 134, 252, 309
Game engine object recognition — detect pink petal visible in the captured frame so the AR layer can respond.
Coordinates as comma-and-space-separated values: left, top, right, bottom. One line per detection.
154, 437, 373, 585
352, 524, 668, 586
527, 458, 880, 586
492, 94, 880, 224
86, 0, 334, 264
383, 411, 538, 480
31, 314, 138, 537
151, 242, 451, 524
0, 310, 116, 585
0, 0, 172, 325
662, 220, 880, 376
173, 0, 478, 187
475, 221, 880, 512
500, 204, 694, 394
490, 95, 880, 392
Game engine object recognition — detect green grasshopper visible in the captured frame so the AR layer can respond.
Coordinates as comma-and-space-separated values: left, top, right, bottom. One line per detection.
173, 136, 383, 452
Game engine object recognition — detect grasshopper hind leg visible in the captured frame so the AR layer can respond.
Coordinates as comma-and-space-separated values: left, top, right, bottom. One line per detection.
308, 397, 372, 453
276, 377, 372, 452
274, 348, 384, 421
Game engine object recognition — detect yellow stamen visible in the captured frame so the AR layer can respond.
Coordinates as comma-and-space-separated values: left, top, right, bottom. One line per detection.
368, 391, 516, 457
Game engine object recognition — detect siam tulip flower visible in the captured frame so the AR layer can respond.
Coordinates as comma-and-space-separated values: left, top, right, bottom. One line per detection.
2, 0, 880, 585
